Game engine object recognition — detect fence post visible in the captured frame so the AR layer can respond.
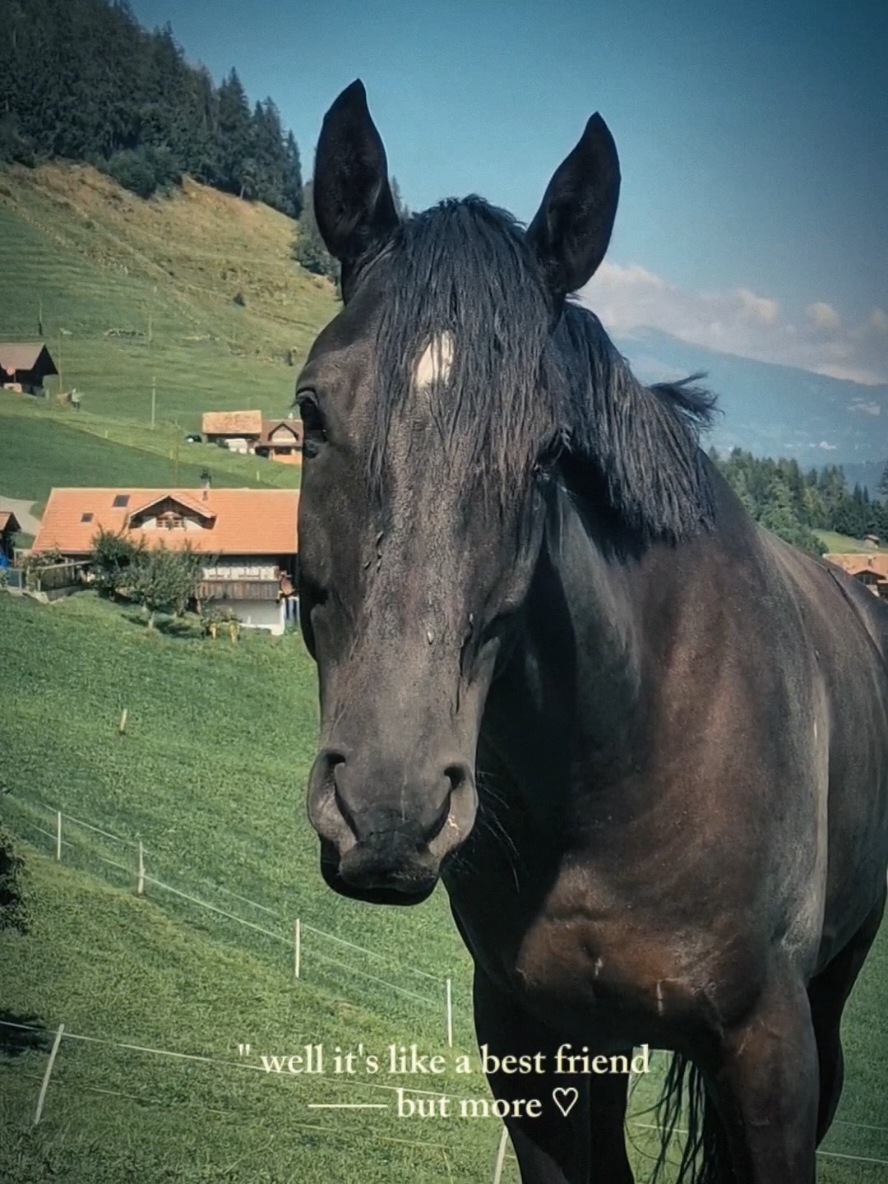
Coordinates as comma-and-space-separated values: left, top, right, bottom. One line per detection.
34, 1023, 65, 1124
137, 841, 145, 896
294, 918, 301, 980
446, 977, 453, 1049
493, 1124, 509, 1184
55, 811, 62, 861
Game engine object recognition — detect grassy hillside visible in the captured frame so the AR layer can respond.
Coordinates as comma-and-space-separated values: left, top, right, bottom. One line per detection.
2, 592, 888, 1181
0, 162, 337, 508
816, 530, 888, 555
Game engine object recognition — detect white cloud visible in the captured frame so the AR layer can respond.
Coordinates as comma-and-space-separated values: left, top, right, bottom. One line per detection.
739, 289, 780, 325
806, 302, 842, 332
579, 264, 888, 385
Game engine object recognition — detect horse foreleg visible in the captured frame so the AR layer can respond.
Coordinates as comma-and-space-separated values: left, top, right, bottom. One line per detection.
808, 885, 885, 1142
473, 967, 634, 1183
705, 969, 819, 1183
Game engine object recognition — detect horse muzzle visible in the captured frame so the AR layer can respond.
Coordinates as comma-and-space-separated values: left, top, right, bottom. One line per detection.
307, 748, 478, 904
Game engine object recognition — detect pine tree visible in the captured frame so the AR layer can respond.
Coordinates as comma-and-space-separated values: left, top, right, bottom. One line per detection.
215, 68, 253, 196
292, 179, 339, 283
282, 130, 304, 219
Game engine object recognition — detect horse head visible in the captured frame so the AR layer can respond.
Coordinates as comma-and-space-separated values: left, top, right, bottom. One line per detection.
297, 80, 620, 904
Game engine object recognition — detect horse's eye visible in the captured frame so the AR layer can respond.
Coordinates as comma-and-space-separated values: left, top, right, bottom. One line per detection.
297, 393, 327, 457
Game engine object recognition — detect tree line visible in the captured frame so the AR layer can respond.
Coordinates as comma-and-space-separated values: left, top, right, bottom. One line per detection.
0, 0, 303, 215
711, 448, 888, 554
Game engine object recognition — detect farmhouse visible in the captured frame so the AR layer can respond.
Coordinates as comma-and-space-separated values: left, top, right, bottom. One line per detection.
826, 553, 888, 600
32, 487, 299, 634
0, 342, 59, 395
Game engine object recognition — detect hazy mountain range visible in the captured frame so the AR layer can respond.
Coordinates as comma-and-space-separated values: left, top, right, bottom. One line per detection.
614, 327, 888, 491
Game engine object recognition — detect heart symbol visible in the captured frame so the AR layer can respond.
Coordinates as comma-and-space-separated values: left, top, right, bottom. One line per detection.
552, 1087, 579, 1117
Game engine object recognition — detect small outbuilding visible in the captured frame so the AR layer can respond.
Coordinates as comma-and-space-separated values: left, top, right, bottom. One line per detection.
201, 410, 263, 447
0, 510, 20, 563
0, 343, 59, 395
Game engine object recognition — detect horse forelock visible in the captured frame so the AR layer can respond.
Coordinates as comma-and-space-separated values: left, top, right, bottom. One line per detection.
361, 196, 717, 541
367, 198, 559, 510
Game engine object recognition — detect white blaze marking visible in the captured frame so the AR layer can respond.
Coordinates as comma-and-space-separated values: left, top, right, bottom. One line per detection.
413, 332, 454, 389
656, 981, 664, 1015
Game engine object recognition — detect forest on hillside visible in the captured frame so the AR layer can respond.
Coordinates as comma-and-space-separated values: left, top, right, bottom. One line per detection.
0, 0, 303, 216
712, 449, 888, 554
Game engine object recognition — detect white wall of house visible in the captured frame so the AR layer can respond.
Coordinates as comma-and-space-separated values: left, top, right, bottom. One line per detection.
202, 562, 278, 579
224, 598, 286, 636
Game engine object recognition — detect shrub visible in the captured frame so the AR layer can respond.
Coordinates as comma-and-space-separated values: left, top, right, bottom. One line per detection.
128, 544, 204, 628
0, 826, 30, 935
91, 529, 146, 596
106, 145, 182, 199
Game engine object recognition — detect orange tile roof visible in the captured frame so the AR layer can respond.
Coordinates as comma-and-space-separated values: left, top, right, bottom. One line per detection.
202, 410, 263, 436
33, 488, 298, 557
826, 553, 888, 580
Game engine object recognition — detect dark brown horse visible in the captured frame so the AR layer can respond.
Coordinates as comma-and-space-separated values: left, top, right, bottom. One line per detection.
295, 80, 888, 1183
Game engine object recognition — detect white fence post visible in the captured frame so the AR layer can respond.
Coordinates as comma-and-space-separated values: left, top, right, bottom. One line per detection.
493, 1124, 509, 1184
55, 811, 62, 861
137, 841, 145, 896
446, 977, 453, 1048
294, 918, 301, 980
34, 1023, 65, 1124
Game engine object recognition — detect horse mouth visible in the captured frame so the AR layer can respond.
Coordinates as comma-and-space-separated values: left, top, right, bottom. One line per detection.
319, 839, 438, 906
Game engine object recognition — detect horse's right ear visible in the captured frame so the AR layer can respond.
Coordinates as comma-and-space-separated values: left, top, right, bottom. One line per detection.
314, 80, 399, 298
526, 113, 620, 304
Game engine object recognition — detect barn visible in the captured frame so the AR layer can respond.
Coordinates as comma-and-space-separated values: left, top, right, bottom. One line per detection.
0, 342, 59, 395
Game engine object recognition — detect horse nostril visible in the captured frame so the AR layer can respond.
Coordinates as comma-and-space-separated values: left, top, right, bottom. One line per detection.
445, 762, 472, 795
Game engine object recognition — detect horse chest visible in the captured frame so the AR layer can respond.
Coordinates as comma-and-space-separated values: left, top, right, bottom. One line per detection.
460, 883, 759, 1042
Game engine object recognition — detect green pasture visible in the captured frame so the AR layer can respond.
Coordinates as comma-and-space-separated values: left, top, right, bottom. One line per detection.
1, 591, 888, 1181
816, 530, 888, 555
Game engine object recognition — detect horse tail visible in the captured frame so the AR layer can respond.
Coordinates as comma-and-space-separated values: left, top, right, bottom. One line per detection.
652, 1052, 730, 1184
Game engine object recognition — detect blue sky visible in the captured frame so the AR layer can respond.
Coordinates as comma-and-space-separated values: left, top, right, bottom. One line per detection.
129, 0, 888, 385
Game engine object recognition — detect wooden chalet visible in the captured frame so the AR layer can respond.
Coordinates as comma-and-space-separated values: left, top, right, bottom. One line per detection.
826, 553, 888, 600
0, 342, 59, 395
255, 418, 303, 464
32, 487, 299, 634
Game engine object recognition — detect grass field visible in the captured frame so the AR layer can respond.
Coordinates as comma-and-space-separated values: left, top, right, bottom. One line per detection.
816, 530, 888, 555
2, 593, 888, 1182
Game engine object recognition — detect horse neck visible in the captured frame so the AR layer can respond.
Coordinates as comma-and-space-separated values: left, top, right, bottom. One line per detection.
482, 484, 645, 823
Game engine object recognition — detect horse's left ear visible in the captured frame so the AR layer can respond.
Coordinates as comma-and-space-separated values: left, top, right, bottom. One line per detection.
526, 113, 620, 302
314, 80, 400, 298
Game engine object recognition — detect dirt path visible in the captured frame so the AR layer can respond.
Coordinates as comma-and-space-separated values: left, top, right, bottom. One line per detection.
0, 496, 41, 536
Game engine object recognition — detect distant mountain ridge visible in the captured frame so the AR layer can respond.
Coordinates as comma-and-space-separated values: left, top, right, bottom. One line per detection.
614, 327, 888, 486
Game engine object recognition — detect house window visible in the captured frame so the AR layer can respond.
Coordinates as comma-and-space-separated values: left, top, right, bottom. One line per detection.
81, 512, 94, 523
158, 511, 185, 530
113, 494, 130, 508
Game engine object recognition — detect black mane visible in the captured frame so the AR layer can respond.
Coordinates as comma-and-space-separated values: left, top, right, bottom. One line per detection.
367, 196, 717, 542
